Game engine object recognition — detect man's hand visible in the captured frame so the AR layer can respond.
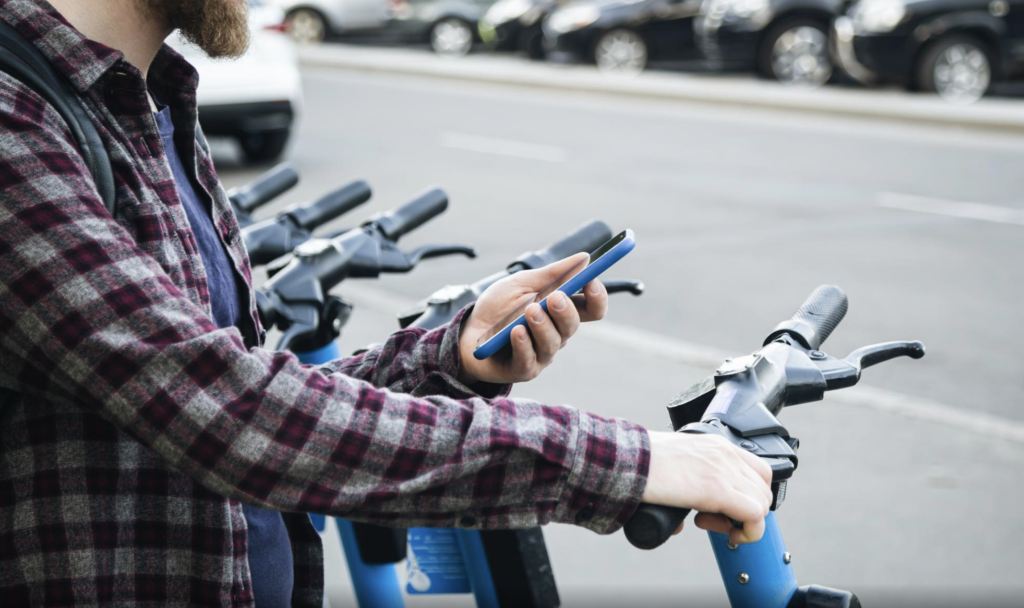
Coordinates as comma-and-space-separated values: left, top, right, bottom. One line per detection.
459, 253, 608, 385
641, 432, 774, 545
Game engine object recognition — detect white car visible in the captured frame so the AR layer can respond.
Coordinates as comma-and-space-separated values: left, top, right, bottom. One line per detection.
170, 0, 304, 163
267, 0, 393, 44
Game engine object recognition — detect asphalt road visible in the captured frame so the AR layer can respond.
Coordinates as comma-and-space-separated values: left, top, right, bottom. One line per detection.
215, 67, 1024, 607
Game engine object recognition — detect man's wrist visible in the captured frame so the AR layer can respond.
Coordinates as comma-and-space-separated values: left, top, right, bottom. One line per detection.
456, 312, 481, 385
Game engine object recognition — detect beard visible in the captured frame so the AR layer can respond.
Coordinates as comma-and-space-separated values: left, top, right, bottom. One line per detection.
144, 0, 250, 58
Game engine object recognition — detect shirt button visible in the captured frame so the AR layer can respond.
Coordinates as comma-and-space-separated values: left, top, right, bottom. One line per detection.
459, 515, 477, 527
575, 505, 595, 524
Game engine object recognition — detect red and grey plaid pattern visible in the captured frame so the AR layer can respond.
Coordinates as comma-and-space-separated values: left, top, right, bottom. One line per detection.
0, 1, 650, 606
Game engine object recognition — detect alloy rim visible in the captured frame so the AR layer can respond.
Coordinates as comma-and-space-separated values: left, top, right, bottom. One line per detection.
933, 43, 990, 104
771, 26, 832, 87
432, 19, 473, 56
289, 10, 325, 44
595, 30, 647, 75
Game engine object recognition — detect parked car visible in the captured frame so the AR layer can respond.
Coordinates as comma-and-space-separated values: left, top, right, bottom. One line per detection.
171, 0, 303, 163
543, 0, 704, 73
267, 0, 392, 43
833, 0, 1024, 102
387, 0, 500, 55
479, 0, 566, 58
695, 0, 841, 86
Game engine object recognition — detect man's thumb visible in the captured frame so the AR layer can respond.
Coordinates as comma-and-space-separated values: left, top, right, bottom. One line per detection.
518, 252, 590, 289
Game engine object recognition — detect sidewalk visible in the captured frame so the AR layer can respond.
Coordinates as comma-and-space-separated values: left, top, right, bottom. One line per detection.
299, 43, 1024, 135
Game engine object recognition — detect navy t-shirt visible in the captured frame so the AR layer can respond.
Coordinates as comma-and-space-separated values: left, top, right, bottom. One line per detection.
153, 104, 294, 607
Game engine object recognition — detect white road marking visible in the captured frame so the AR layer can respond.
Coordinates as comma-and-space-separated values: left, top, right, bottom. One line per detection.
878, 192, 1024, 227
440, 132, 567, 162
342, 282, 1024, 445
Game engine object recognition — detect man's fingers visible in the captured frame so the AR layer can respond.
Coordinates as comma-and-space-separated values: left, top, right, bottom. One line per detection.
546, 292, 580, 344
672, 521, 685, 536
518, 253, 589, 290
509, 325, 537, 380
693, 513, 734, 536
695, 512, 766, 545
735, 446, 773, 487
720, 491, 766, 527
572, 279, 608, 322
525, 303, 561, 365
730, 517, 766, 545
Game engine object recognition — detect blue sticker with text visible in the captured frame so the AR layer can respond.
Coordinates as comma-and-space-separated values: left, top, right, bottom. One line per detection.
406, 528, 471, 594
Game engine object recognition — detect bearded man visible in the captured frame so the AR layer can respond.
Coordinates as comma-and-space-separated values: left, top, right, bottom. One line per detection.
0, 1, 772, 606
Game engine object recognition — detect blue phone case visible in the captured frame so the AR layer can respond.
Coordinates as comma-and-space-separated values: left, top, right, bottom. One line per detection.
472, 229, 635, 360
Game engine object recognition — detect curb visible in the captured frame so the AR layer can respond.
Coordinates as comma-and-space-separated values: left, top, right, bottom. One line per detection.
298, 45, 1024, 135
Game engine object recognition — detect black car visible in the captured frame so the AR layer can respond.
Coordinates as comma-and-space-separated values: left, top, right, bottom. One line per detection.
479, 0, 565, 58
695, 0, 843, 85
833, 0, 1024, 101
543, 0, 704, 73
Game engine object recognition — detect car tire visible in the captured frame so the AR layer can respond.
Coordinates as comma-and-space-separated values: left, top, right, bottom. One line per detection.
430, 18, 474, 56
915, 34, 994, 103
523, 30, 545, 61
593, 29, 647, 75
758, 19, 832, 87
286, 8, 328, 44
239, 130, 291, 164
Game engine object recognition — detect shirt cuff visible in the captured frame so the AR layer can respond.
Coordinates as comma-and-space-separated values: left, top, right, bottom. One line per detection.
553, 409, 651, 535
411, 304, 512, 400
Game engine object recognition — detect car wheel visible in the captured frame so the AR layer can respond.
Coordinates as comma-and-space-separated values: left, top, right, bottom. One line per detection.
287, 8, 327, 44
594, 29, 647, 75
523, 30, 545, 61
759, 19, 832, 87
431, 18, 474, 56
239, 130, 291, 164
916, 34, 993, 104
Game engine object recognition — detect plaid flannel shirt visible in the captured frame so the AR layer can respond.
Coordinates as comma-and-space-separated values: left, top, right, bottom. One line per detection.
0, 1, 650, 606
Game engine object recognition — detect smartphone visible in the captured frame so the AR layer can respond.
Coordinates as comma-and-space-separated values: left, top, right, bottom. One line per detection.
472, 229, 636, 360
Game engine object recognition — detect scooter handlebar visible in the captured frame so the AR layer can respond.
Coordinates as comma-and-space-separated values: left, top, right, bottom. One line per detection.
511, 220, 612, 271
623, 504, 691, 550
367, 188, 448, 241
765, 285, 849, 350
535, 220, 613, 263
228, 163, 299, 213
285, 180, 372, 231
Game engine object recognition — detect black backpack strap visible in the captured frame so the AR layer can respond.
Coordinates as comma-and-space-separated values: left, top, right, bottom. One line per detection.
0, 21, 116, 215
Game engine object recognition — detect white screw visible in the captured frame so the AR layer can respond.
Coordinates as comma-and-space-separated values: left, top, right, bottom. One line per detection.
738, 572, 750, 584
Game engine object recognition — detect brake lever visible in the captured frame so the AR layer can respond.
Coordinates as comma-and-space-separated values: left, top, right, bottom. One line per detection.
603, 279, 644, 296
379, 243, 477, 273
819, 340, 926, 390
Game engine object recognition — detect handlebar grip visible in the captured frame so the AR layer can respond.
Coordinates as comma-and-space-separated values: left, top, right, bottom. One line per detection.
767, 285, 849, 350
286, 180, 372, 231
790, 285, 848, 349
228, 163, 299, 213
537, 220, 613, 262
370, 188, 448, 241
623, 504, 691, 550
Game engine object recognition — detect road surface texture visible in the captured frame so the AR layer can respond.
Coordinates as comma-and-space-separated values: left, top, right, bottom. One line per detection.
215, 66, 1024, 608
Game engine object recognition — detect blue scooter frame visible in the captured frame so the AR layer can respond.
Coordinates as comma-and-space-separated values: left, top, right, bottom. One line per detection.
710, 513, 796, 608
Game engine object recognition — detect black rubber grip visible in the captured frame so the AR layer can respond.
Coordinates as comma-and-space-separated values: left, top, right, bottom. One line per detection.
790, 285, 849, 350
624, 504, 691, 550
372, 188, 448, 241
229, 163, 299, 212
287, 180, 371, 230
537, 220, 613, 264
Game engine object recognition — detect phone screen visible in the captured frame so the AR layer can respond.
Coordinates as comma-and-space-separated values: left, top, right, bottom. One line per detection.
476, 231, 628, 347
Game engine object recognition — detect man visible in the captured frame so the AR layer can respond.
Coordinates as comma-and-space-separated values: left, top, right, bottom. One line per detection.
0, 0, 772, 606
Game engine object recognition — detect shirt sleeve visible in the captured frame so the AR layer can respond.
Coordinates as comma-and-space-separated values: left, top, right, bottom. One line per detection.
0, 86, 651, 535
319, 305, 512, 400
